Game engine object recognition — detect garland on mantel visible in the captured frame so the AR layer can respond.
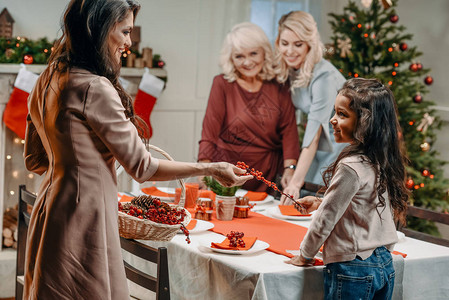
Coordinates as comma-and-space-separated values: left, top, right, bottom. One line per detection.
0, 37, 53, 64
0, 36, 166, 69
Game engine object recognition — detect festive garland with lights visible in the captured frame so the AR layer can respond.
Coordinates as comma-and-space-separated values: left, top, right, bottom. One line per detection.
0, 36, 166, 68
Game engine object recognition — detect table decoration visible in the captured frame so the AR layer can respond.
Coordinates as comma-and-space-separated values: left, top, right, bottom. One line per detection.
233, 196, 253, 218
203, 176, 239, 221
194, 198, 213, 220
118, 144, 191, 243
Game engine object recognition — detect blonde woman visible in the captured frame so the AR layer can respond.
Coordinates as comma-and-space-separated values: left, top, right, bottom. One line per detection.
275, 11, 347, 203
198, 22, 300, 192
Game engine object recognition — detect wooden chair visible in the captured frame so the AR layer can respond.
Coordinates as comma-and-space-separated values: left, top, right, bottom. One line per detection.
15, 185, 37, 300
120, 237, 170, 300
398, 206, 449, 247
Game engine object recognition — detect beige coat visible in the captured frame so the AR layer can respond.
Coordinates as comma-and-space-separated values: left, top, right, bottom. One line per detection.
23, 67, 159, 299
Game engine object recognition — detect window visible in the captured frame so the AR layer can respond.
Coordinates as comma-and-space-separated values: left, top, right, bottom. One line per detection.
250, 0, 321, 44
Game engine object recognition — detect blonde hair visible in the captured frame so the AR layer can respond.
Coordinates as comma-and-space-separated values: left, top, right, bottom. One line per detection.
274, 11, 324, 89
220, 22, 275, 82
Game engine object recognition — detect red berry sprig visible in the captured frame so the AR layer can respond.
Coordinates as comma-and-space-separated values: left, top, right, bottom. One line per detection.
226, 231, 245, 248
236, 161, 305, 210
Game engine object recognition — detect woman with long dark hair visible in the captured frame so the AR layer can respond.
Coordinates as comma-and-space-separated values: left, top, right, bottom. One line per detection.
23, 1, 250, 298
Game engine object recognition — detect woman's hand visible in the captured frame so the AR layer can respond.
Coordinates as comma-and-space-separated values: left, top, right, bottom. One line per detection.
210, 162, 253, 187
294, 196, 322, 214
285, 254, 315, 267
280, 168, 295, 190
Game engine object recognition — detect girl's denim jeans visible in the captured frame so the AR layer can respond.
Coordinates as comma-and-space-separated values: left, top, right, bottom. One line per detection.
323, 246, 395, 300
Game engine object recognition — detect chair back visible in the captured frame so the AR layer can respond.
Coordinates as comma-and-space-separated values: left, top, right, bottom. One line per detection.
16, 185, 37, 299
120, 237, 170, 300
398, 206, 449, 247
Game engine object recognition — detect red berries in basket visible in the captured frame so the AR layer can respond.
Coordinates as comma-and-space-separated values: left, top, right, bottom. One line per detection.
118, 195, 191, 243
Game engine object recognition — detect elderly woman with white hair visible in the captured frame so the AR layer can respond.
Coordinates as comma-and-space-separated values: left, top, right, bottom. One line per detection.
198, 22, 300, 192
275, 11, 347, 203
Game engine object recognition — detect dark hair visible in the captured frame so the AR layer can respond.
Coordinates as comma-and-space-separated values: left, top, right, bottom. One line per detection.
43, 0, 148, 139
322, 78, 409, 224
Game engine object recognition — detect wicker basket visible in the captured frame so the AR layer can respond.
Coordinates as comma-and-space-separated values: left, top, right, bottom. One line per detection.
117, 144, 191, 241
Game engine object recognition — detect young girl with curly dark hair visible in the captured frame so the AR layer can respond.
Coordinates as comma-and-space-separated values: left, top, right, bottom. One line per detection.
287, 78, 409, 300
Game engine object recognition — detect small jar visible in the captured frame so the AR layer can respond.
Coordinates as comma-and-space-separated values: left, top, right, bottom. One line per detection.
194, 198, 213, 221
234, 196, 250, 218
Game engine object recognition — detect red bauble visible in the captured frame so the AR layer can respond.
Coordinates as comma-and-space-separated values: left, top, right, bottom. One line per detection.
424, 75, 433, 85
409, 63, 418, 72
23, 54, 33, 64
413, 94, 423, 103
406, 178, 414, 189
389, 14, 399, 23
422, 169, 430, 177
157, 60, 165, 68
399, 43, 408, 51
416, 62, 423, 70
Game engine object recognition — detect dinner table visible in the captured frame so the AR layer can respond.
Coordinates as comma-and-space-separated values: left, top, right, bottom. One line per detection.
121, 190, 449, 300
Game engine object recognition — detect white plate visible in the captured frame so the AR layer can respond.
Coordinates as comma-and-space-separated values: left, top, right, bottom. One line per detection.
179, 219, 214, 234
235, 189, 274, 205
201, 237, 270, 255
397, 231, 406, 243
266, 206, 315, 221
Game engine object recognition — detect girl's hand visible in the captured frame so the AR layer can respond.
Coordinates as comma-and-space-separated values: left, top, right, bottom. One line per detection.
280, 184, 301, 205
285, 254, 315, 267
294, 196, 322, 214
211, 162, 253, 187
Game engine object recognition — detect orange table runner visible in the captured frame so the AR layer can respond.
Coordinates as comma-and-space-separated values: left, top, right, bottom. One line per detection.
118, 194, 134, 203
141, 186, 175, 198
191, 209, 322, 265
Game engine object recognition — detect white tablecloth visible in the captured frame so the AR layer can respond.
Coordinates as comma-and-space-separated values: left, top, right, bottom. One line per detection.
124, 202, 449, 300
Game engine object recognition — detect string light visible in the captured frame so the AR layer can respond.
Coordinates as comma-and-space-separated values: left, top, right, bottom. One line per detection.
12, 171, 19, 178
6, 155, 12, 160
14, 138, 20, 144
21, 140, 25, 144
10, 191, 15, 195
28, 174, 34, 179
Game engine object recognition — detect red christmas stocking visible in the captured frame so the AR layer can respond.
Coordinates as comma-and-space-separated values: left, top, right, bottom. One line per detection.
133, 68, 165, 138
3, 64, 39, 139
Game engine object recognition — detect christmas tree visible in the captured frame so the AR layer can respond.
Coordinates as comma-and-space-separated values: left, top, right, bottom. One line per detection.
325, 0, 449, 235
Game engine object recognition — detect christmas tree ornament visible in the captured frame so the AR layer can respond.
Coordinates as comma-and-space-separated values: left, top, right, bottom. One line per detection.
421, 169, 430, 177
324, 44, 335, 57
3, 64, 39, 138
416, 62, 423, 70
413, 93, 423, 104
416, 113, 435, 133
420, 142, 430, 152
399, 43, 408, 51
157, 60, 165, 68
5, 48, 14, 58
424, 75, 433, 85
406, 178, 414, 189
409, 63, 418, 72
23, 54, 33, 64
337, 37, 352, 58
381, 0, 393, 9
133, 68, 165, 139
389, 14, 399, 23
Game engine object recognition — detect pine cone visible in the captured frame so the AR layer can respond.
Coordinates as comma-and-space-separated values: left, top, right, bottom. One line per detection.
131, 195, 154, 210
